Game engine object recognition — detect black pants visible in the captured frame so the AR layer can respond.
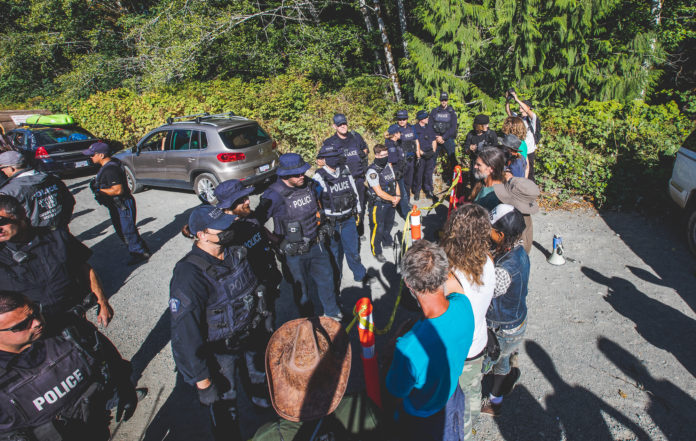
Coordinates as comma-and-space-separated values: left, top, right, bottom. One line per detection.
527, 151, 536, 182
369, 200, 395, 256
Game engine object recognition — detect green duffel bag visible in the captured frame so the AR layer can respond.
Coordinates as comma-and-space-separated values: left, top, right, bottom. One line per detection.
26, 114, 75, 126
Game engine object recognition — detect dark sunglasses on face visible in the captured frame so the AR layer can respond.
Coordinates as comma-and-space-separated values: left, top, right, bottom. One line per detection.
0, 311, 39, 333
287, 174, 304, 179
0, 217, 15, 226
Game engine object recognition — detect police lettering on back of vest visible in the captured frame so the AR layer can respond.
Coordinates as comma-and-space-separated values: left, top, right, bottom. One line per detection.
399, 125, 418, 155
316, 168, 356, 214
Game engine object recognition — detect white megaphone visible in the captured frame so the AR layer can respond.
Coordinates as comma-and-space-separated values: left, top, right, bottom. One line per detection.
547, 234, 566, 266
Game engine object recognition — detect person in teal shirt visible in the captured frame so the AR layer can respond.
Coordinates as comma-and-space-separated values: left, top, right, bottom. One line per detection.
471, 146, 506, 211
386, 240, 475, 440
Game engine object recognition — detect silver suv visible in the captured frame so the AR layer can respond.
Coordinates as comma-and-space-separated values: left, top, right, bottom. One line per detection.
668, 130, 696, 255
115, 113, 279, 203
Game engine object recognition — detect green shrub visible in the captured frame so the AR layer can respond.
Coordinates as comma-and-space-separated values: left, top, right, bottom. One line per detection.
27, 75, 694, 208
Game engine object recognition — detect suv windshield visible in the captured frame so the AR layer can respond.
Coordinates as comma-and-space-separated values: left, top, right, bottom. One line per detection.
219, 124, 270, 150
33, 127, 95, 145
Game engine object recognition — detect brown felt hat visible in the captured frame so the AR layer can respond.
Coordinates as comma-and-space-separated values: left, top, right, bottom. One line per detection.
265, 317, 351, 422
493, 177, 540, 215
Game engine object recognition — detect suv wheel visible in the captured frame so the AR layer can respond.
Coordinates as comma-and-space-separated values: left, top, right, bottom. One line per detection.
124, 166, 143, 194
194, 173, 219, 204
687, 208, 696, 256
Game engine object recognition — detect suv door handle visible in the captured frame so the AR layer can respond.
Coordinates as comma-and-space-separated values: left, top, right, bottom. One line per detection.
156, 158, 164, 162
188, 157, 196, 162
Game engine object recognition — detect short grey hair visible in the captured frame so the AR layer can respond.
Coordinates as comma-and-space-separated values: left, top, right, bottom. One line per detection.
401, 240, 449, 294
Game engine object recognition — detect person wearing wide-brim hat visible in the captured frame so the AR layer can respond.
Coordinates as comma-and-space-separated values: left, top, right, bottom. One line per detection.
252, 316, 382, 440
498, 133, 528, 179
256, 153, 341, 320
170, 205, 272, 441
213, 179, 282, 332
493, 177, 540, 254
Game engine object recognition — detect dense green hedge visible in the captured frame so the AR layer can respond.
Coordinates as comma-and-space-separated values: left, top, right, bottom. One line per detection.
47, 74, 693, 207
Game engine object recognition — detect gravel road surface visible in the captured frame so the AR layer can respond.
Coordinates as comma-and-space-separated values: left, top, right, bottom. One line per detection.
64, 175, 696, 441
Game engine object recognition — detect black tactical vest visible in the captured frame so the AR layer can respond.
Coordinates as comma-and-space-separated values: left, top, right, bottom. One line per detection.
0, 332, 102, 438
315, 167, 356, 215
269, 180, 320, 241
182, 249, 258, 343
326, 132, 366, 178
431, 107, 452, 135
399, 124, 418, 155
367, 164, 397, 202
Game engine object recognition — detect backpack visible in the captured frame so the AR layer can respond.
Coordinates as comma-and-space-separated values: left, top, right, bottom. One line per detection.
529, 116, 542, 144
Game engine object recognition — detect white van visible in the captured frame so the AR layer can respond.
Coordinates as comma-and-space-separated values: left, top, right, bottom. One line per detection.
668, 130, 696, 254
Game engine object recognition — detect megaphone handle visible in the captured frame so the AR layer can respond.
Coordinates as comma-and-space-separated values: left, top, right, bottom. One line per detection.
557, 244, 564, 255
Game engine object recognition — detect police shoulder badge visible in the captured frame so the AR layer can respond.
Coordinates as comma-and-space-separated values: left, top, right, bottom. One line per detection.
169, 298, 181, 313
368, 172, 378, 180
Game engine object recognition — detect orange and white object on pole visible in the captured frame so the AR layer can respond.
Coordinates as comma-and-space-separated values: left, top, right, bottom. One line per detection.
448, 165, 463, 218
355, 297, 382, 408
410, 205, 421, 241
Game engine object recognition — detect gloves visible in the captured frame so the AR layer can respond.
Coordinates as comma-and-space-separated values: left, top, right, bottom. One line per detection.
198, 383, 220, 406
115, 383, 139, 422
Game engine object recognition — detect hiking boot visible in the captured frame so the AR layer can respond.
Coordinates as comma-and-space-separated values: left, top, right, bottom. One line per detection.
500, 367, 521, 397
413, 193, 420, 201
127, 252, 150, 266
480, 397, 502, 417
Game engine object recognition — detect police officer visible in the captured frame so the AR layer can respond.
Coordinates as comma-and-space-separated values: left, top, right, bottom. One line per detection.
323, 114, 369, 235
0, 151, 75, 230
366, 144, 400, 263
412, 110, 438, 201
429, 92, 459, 184
394, 110, 419, 202
312, 143, 372, 288
256, 153, 341, 319
0, 291, 140, 441
170, 206, 270, 441
0, 195, 114, 327
82, 142, 150, 266
213, 179, 281, 331
385, 125, 410, 218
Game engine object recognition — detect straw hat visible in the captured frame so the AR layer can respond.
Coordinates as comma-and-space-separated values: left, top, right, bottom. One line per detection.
265, 317, 351, 422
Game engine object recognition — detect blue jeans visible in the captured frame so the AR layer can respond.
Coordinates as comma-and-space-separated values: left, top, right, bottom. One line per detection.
107, 196, 148, 255
329, 216, 366, 282
285, 241, 340, 317
483, 320, 527, 376
398, 179, 411, 217
397, 384, 466, 441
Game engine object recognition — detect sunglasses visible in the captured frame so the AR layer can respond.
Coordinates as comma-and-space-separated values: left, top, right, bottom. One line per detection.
0, 311, 38, 333
286, 173, 304, 179
0, 217, 15, 226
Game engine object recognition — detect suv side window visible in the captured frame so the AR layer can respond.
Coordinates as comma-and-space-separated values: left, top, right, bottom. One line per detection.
140, 131, 170, 152
198, 131, 208, 150
219, 124, 270, 149
170, 130, 193, 151
683, 130, 696, 153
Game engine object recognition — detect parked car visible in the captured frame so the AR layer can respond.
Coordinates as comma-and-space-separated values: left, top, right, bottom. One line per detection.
668, 130, 696, 255
115, 112, 279, 203
5, 124, 99, 175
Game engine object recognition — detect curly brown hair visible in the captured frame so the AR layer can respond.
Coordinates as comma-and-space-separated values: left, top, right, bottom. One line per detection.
502, 117, 527, 140
440, 204, 491, 286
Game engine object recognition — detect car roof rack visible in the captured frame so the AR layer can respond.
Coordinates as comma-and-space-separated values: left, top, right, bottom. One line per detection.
166, 111, 246, 125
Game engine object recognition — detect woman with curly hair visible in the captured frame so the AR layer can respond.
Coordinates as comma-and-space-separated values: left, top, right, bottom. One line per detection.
501, 117, 528, 160
441, 204, 495, 440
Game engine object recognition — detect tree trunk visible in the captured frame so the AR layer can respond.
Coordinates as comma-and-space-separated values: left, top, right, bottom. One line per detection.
397, 0, 409, 58
358, 0, 385, 75
641, 0, 662, 97
372, 0, 402, 101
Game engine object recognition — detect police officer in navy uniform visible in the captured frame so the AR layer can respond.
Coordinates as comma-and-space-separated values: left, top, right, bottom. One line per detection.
0, 151, 75, 231
366, 144, 400, 263
0, 291, 140, 441
82, 142, 150, 266
429, 92, 459, 185
312, 143, 372, 288
323, 114, 369, 236
0, 195, 114, 328
170, 206, 270, 441
213, 179, 281, 331
385, 125, 410, 219
256, 153, 341, 319
412, 110, 438, 201
394, 110, 419, 202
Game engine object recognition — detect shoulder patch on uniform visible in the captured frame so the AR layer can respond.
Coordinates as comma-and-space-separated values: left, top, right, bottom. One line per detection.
169, 298, 181, 313
368, 172, 378, 180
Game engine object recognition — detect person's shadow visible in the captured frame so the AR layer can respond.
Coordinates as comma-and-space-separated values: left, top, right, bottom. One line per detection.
525, 340, 650, 440
597, 337, 696, 440
581, 266, 696, 378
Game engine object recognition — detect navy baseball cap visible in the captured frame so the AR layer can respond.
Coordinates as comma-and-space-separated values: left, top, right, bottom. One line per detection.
214, 179, 254, 210
416, 110, 429, 120
440, 92, 449, 101
188, 206, 236, 235
395, 110, 408, 120
277, 153, 311, 177
333, 114, 348, 126
81, 142, 109, 156
387, 125, 400, 136
317, 142, 340, 158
